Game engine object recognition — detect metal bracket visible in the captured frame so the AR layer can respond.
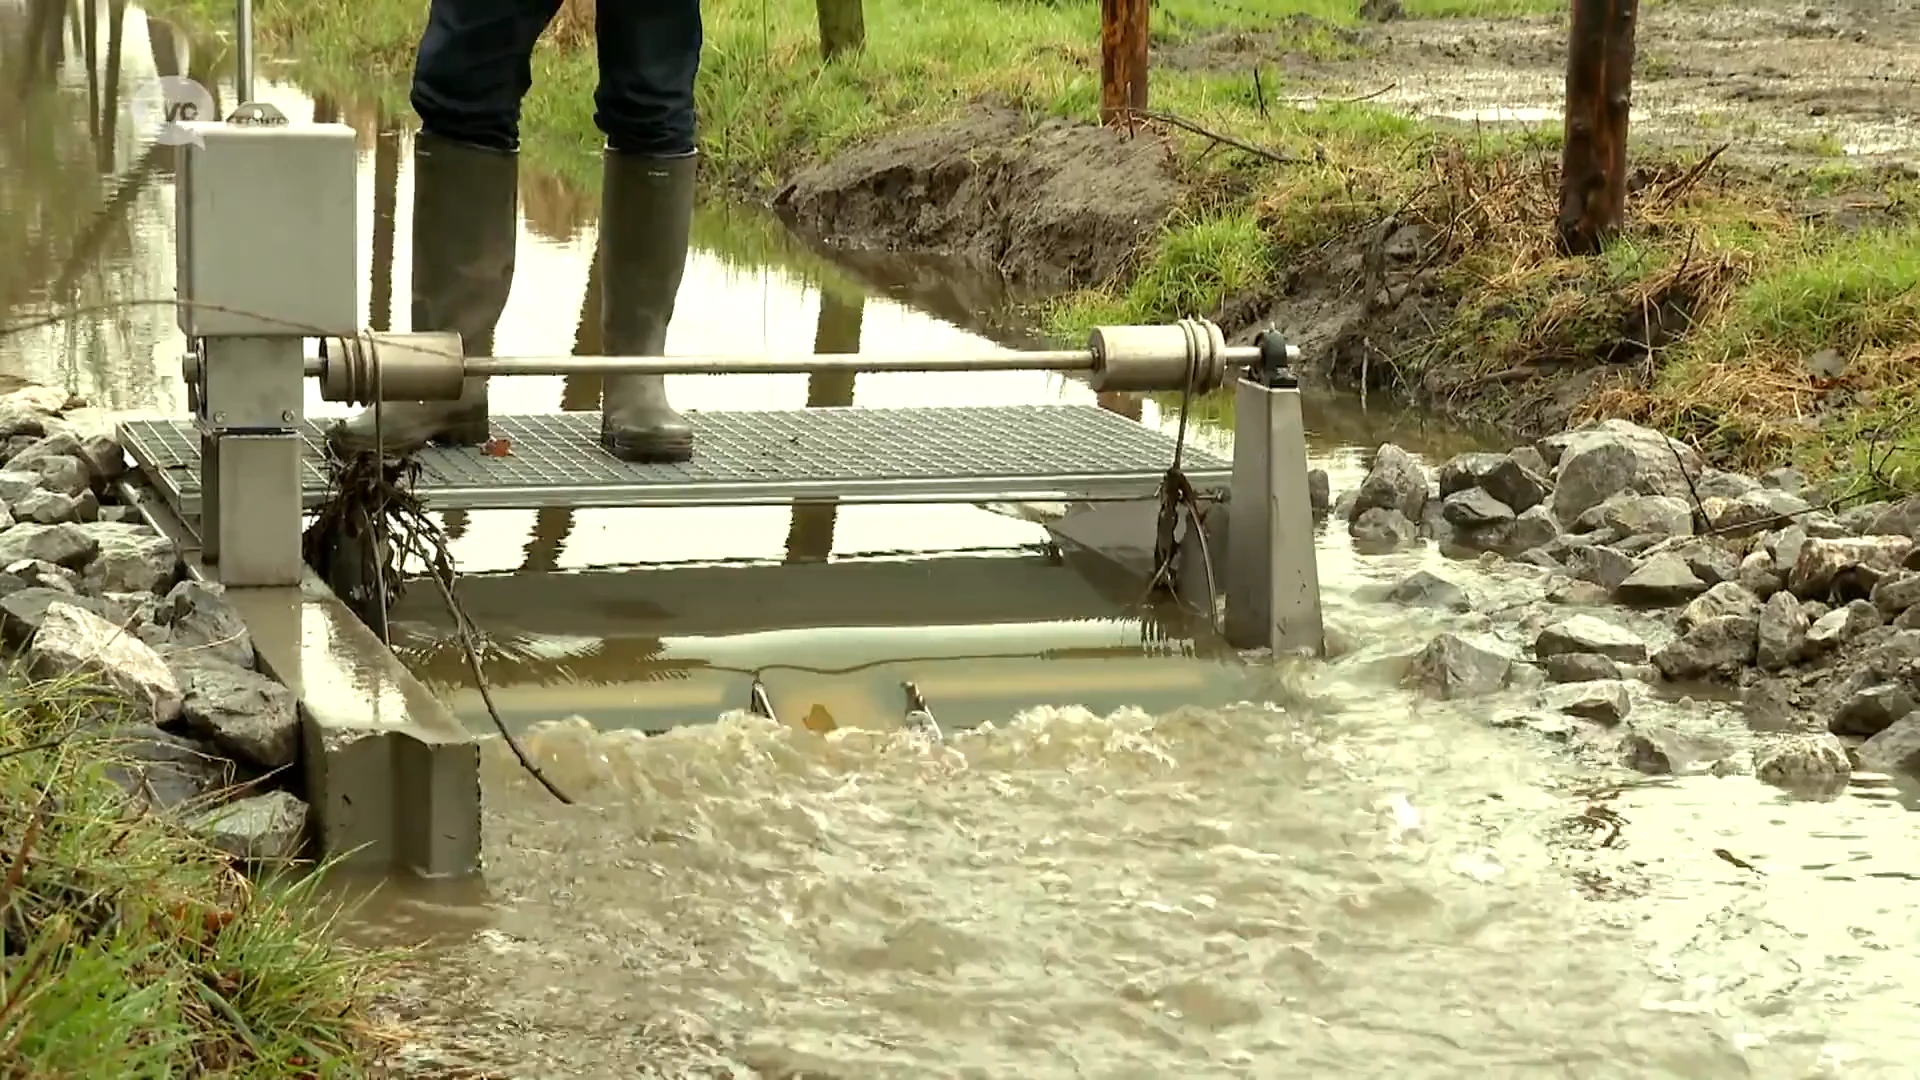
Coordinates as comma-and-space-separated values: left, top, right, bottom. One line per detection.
226, 102, 288, 126
1223, 334, 1323, 657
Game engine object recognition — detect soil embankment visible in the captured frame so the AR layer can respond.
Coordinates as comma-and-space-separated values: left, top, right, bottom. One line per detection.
774, 0, 1920, 484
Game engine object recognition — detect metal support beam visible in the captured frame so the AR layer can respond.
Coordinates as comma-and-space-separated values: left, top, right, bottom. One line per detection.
1224, 337, 1323, 656
234, 0, 254, 105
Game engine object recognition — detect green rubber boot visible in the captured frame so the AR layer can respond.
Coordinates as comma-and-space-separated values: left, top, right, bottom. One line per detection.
327, 132, 519, 456
598, 149, 697, 464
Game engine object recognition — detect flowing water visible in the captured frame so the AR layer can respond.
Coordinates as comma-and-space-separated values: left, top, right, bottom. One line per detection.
7, 2, 1920, 1076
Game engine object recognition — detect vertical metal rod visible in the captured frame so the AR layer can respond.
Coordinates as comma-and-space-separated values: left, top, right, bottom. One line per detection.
233, 0, 254, 105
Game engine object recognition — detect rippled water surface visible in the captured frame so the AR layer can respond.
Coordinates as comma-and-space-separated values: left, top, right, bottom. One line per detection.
7, 3, 1920, 1076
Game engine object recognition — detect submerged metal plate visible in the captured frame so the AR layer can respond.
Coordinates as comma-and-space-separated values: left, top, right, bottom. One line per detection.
119, 406, 1231, 516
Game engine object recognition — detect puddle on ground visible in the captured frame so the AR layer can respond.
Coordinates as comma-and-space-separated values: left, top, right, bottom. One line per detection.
8, 2, 1920, 1075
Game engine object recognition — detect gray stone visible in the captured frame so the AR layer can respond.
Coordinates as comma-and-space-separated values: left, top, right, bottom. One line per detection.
149, 581, 257, 671
1695, 470, 1761, 499
1351, 444, 1429, 523
1829, 683, 1914, 738
1546, 680, 1631, 724
78, 521, 178, 595
0, 587, 123, 649
11, 488, 97, 525
1839, 501, 1888, 536
1408, 633, 1514, 699
1621, 721, 1730, 776
1308, 468, 1331, 513
1804, 600, 1881, 657
1442, 487, 1513, 528
177, 661, 299, 770
1764, 525, 1810, 577
1546, 577, 1612, 606
1678, 581, 1761, 634
1754, 733, 1852, 791
1386, 570, 1470, 612
1871, 570, 1920, 617
1735, 549, 1785, 599
1615, 553, 1708, 606
1436, 453, 1505, 497
1350, 507, 1418, 553
1858, 713, 1920, 777
1565, 545, 1636, 593
6, 559, 78, 593
27, 601, 183, 725
0, 522, 97, 569
1755, 591, 1810, 671
1652, 615, 1758, 681
1789, 535, 1912, 600
1480, 457, 1549, 515
1674, 540, 1741, 586
1700, 489, 1812, 538
1578, 493, 1693, 539
1534, 614, 1647, 663
1541, 651, 1621, 682
78, 432, 128, 486
97, 723, 236, 812
1866, 495, 1920, 537
190, 791, 310, 864
0, 469, 45, 504
1544, 419, 1703, 523
7, 439, 91, 497
1499, 505, 1560, 554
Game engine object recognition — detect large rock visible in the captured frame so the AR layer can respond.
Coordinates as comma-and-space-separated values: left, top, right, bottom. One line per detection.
0, 587, 122, 648
0, 522, 97, 569
1803, 600, 1881, 658
1614, 553, 1708, 606
1565, 545, 1636, 593
147, 580, 256, 670
1754, 733, 1852, 792
1545, 680, 1631, 724
1829, 683, 1914, 738
1541, 652, 1622, 683
78, 521, 178, 595
1386, 570, 1470, 612
27, 601, 183, 725
1858, 713, 1920, 777
1755, 591, 1809, 670
1789, 536, 1912, 601
1350, 507, 1418, 553
98, 723, 237, 812
1870, 570, 1920, 617
1735, 550, 1786, 599
1545, 419, 1703, 523
1621, 720, 1731, 775
1408, 633, 1514, 699
1441, 487, 1513, 528
190, 791, 310, 863
1652, 615, 1757, 681
1534, 614, 1647, 663
1351, 444, 1429, 523
1677, 581, 1760, 634
1437, 453, 1505, 497
1576, 493, 1693, 539
177, 660, 300, 770
1700, 489, 1812, 538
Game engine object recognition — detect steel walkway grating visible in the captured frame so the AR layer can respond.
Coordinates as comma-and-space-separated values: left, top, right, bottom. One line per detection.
119, 406, 1231, 516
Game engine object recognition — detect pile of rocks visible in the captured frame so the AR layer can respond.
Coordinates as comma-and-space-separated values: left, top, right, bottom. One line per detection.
0, 387, 306, 862
1338, 416, 1920, 792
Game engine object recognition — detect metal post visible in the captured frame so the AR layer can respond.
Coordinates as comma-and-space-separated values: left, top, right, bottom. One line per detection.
1223, 335, 1323, 656
197, 338, 304, 585
234, 0, 254, 105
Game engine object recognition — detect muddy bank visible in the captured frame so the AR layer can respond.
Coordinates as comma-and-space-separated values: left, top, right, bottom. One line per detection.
1332, 413, 1920, 794
774, 107, 1180, 300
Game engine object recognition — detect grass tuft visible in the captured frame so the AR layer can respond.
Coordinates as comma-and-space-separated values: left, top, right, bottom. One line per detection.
0, 672, 392, 1077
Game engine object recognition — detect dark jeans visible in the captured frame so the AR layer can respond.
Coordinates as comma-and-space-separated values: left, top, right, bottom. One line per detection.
410, 0, 701, 157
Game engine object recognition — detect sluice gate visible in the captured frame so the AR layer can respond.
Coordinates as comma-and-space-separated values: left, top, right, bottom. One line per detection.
117, 101, 1325, 880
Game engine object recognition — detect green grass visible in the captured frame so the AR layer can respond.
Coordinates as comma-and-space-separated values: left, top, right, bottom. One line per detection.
0, 675, 391, 1076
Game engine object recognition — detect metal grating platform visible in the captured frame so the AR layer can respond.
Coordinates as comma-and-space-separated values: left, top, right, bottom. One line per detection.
119, 406, 1232, 516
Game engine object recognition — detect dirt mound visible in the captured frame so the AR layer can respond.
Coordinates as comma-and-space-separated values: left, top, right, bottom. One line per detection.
772, 107, 1178, 297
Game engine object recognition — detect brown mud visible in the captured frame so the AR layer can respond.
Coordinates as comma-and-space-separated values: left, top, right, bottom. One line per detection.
774, 0, 1919, 456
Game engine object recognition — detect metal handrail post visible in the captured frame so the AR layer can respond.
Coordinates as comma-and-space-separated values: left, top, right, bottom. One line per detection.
234, 0, 254, 105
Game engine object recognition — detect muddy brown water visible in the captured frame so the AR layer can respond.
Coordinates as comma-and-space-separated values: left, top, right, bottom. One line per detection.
7, 3, 1920, 1076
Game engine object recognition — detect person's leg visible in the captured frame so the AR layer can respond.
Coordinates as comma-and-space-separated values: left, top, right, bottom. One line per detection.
592, 0, 702, 463
411, 0, 562, 151
328, 134, 521, 453
330, 0, 556, 455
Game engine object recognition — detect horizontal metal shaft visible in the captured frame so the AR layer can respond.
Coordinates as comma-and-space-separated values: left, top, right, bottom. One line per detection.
301, 347, 1262, 379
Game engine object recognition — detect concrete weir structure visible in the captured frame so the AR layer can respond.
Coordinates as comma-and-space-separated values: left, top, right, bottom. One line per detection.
114, 100, 1326, 881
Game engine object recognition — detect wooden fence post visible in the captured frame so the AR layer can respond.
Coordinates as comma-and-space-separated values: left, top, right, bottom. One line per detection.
1099, 0, 1149, 127
815, 0, 865, 61
1556, 0, 1640, 255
